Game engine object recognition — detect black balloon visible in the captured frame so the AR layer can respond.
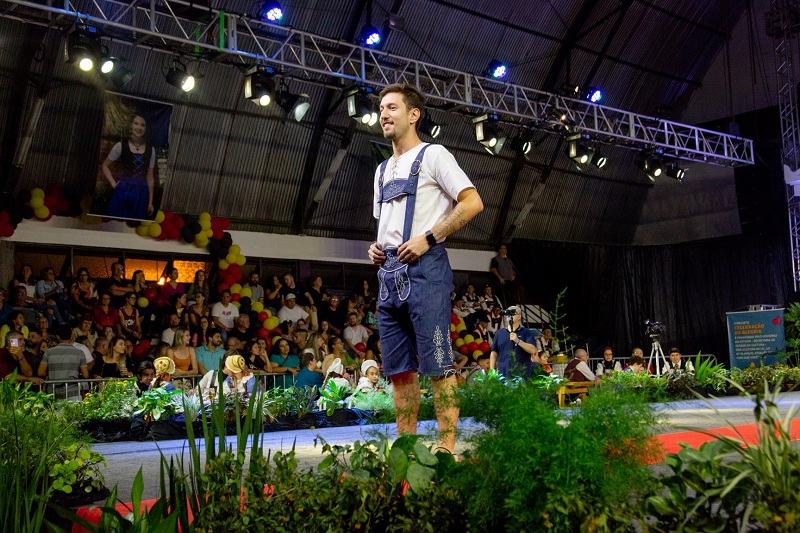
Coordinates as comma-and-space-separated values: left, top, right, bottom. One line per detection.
16, 190, 31, 204
222, 232, 233, 247
21, 205, 34, 219
181, 227, 194, 243
207, 239, 221, 254
239, 296, 251, 310
189, 222, 202, 235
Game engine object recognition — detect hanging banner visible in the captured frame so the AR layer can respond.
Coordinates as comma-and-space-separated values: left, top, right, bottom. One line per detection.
726, 309, 785, 368
90, 94, 172, 221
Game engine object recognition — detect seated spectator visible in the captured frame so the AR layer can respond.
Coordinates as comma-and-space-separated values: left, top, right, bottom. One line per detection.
292, 329, 309, 355
228, 314, 254, 349
318, 320, 333, 344
269, 338, 300, 387
211, 289, 239, 342
224, 336, 239, 354
461, 283, 481, 312
70, 267, 97, 314
168, 328, 199, 377
102, 325, 116, 341
24, 327, 46, 379
135, 360, 157, 395
488, 305, 504, 335
464, 353, 492, 385
98, 262, 133, 309
169, 292, 189, 325
191, 315, 212, 348
263, 275, 283, 313
452, 299, 472, 319
625, 355, 646, 374
36, 268, 72, 325
93, 336, 133, 378
198, 354, 257, 397
10, 286, 37, 326
12, 264, 38, 305
306, 275, 330, 310
364, 334, 382, 365
0, 288, 11, 326
152, 341, 171, 361
317, 296, 346, 336
280, 272, 312, 308
161, 313, 181, 345
295, 318, 309, 333
305, 332, 327, 373
523, 351, 545, 379
0, 330, 42, 385
72, 314, 98, 348
355, 359, 381, 393
346, 292, 364, 323
94, 293, 120, 333
358, 278, 375, 314
342, 312, 370, 361
152, 356, 177, 391
186, 292, 210, 333
131, 269, 151, 297
481, 285, 503, 313
277, 294, 309, 329
37, 324, 89, 401
159, 267, 183, 304
323, 335, 356, 375
246, 271, 265, 304
321, 357, 351, 392
195, 328, 225, 375
472, 312, 493, 343
0, 310, 29, 349
595, 347, 622, 377
185, 269, 209, 303
294, 351, 324, 390
242, 339, 272, 373
539, 353, 553, 376
37, 315, 57, 348
363, 300, 378, 333
666, 347, 694, 372
564, 348, 596, 383
536, 327, 560, 356
119, 292, 143, 341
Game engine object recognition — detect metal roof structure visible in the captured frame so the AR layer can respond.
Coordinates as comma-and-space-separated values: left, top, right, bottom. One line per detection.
0, 0, 762, 249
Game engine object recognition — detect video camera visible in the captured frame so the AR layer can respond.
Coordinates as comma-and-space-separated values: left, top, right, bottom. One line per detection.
500, 307, 517, 317
644, 319, 665, 338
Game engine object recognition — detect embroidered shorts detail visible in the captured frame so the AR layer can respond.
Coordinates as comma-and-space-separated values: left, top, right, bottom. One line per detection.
378, 244, 455, 378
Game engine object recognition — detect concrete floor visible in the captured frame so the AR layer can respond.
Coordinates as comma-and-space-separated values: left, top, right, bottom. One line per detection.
93, 391, 800, 502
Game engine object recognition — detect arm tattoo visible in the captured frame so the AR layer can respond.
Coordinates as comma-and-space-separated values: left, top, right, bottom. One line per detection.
436, 205, 468, 238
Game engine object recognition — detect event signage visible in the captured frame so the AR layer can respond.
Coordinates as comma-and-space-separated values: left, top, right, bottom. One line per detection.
726, 309, 785, 368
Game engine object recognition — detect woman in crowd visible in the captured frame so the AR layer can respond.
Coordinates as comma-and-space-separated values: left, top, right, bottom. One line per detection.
318, 320, 332, 345
94, 293, 119, 333
322, 335, 356, 375
135, 360, 157, 395
358, 279, 375, 313
595, 347, 622, 377
294, 351, 324, 390
170, 292, 188, 324
71, 314, 98, 347
0, 310, 29, 348
37, 315, 57, 348
263, 275, 283, 313
12, 265, 54, 324
118, 292, 143, 341
168, 328, 199, 377
160, 268, 183, 304
364, 334, 382, 365
346, 293, 364, 322
186, 291, 209, 332
191, 315, 212, 347
242, 339, 273, 373
305, 331, 327, 373
355, 359, 381, 393
540, 353, 553, 376
70, 267, 97, 314
131, 270, 150, 296
185, 269, 209, 303
12, 264, 38, 302
363, 300, 378, 333
93, 336, 133, 378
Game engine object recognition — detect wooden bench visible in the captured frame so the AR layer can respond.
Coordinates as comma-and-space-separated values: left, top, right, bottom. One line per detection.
557, 381, 591, 407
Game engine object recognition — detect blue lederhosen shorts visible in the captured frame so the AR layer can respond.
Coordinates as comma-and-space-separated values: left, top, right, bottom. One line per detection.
377, 243, 455, 378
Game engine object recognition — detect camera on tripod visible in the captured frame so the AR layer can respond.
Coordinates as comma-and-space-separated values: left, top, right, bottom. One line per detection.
500, 307, 517, 317
644, 319, 665, 338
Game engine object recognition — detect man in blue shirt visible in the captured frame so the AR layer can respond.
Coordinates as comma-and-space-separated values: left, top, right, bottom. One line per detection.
489, 306, 538, 377
195, 328, 226, 375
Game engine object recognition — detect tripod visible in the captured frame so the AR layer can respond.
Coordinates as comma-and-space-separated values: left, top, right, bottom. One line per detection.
647, 336, 668, 376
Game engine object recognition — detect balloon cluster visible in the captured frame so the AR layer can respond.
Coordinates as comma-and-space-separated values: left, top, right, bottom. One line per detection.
136, 211, 232, 247
450, 313, 491, 360
0, 186, 83, 238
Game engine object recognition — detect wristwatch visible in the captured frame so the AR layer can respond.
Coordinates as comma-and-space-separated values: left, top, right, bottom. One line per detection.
425, 230, 437, 247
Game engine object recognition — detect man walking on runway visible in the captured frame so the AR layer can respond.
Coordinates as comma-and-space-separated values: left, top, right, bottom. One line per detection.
368, 83, 483, 454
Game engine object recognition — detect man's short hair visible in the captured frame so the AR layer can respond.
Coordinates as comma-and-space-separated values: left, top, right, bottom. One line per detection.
669, 347, 680, 355
5, 330, 23, 344
347, 311, 358, 318
629, 355, 645, 366
55, 323, 73, 341
574, 348, 588, 359
28, 327, 42, 336
219, 289, 231, 296
206, 328, 221, 339
476, 353, 490, 362
378, 83, 426, 124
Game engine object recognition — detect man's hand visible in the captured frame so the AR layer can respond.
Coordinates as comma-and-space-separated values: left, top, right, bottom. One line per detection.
398, 235, 429, 264
510, 332, 518, 344
29, 377, 45, 386
368, 242, 386, 265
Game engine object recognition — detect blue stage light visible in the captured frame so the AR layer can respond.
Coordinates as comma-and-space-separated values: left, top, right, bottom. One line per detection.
587, 87, 602, 103
259, 1, 283, 22
487, 60, 507, 80
362, 25, 381, 47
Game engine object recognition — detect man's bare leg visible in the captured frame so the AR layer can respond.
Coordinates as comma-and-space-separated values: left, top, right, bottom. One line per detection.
392, 370, 420, 434
431, 374, 459, 453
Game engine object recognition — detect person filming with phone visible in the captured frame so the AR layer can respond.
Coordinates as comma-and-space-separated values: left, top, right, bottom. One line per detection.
0, 331, 43, 385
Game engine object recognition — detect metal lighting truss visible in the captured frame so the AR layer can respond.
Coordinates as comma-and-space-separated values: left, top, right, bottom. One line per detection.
767, 0, 800, 290
2, 0, 753, 167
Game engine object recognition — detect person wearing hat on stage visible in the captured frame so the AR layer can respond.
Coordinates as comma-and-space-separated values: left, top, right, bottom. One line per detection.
153, 356, 177, 392
355, 359, 383, 393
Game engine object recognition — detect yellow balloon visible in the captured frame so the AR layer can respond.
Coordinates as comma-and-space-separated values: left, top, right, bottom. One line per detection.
252, 301, 264, 312
264, 309, 272, 318
229, 244, 241, 256
235, 254, 246, 266
34, 206, 49, 219
218, 259, 230, 270
199, 212, 211, 221
194, 235, 209, 247
226, 253, 237, 264
147, 223, 162, 238
463, 334, 475, 344
472, 350, 483, 359
265, 316, 279, 330
203, 228, 213, 238
137, 297, 149, 308
272, 335, 282, 346
239, 287, 252, 298
230, 283, 242, 294
154, 210, 165, 224
231, 301, 240, 308
135, 225, 149, 237
458, 317, 466, 327
450, 324, 456, 332
31, 188, 45, 198
456, 323, 466, 332
454, 338, 465, 348
29, 197, 44, 209
199, 219, 211, 230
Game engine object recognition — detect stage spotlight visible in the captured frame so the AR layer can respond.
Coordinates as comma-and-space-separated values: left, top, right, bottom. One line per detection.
419, 115, 441, 139
65, 24, 101, 72
473, 114, 506, 155
166, 63, 195, 92
666, 163, 686, 182
99, 56, 116, 74
637, 152, 663, 181
244, 66, 276, 106
585, 87, 602, 103
346, 88, 378, 126
277, 90, 311, 122
361, 24, 381, 47
486, 60, 508, 80
509, 136, 532, 155
258, 1, 283, 22
550, 107, 568, 122
566, 135, 593, 165
592, 150, 608, 169
103, 66, 134, 89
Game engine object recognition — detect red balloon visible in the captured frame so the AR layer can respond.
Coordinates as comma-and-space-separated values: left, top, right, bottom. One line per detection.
467, 342, 479, 352
49, 185, 65, 199
43, 195, 58, 210
0, 224, 14, 238
220, 218, 231, 230
231, 293, 241, 302
450, 331, 459, 342
217, 283, 230, 292
212, 229, 224, 240
173, 216, 185, 230
144, 288, 158, 302
228, 263, 242, 276
450, 314, 459, 326
258, 311, 269, 322
458, 345, 469, 355
355, 342, 366, 352
0, 211, 10, 225
479, 341, 491, 352
257, 327, 269, 339
225, 274, 238, 286
56, 199, 70, 213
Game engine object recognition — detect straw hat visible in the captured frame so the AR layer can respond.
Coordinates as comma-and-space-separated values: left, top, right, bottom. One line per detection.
153, 357, 175, 375
361, 359, 378, 375
225, 354, 248, 374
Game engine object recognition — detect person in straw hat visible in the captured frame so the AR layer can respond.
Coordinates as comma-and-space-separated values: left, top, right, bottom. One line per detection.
153, 356, 177, 391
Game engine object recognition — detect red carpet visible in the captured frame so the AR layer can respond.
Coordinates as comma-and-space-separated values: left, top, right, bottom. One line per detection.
650, 418, 800, 464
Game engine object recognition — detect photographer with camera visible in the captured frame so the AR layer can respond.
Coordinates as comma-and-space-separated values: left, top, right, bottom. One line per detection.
489, 306, 538, 377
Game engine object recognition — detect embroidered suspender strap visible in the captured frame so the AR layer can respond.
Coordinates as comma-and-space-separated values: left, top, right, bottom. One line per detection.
375, 159, 390, 239
402, 143, 432, 242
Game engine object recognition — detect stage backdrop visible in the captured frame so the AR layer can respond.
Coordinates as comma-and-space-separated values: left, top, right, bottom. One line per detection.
507, 233, 791, 366
90, 94, 172, 221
